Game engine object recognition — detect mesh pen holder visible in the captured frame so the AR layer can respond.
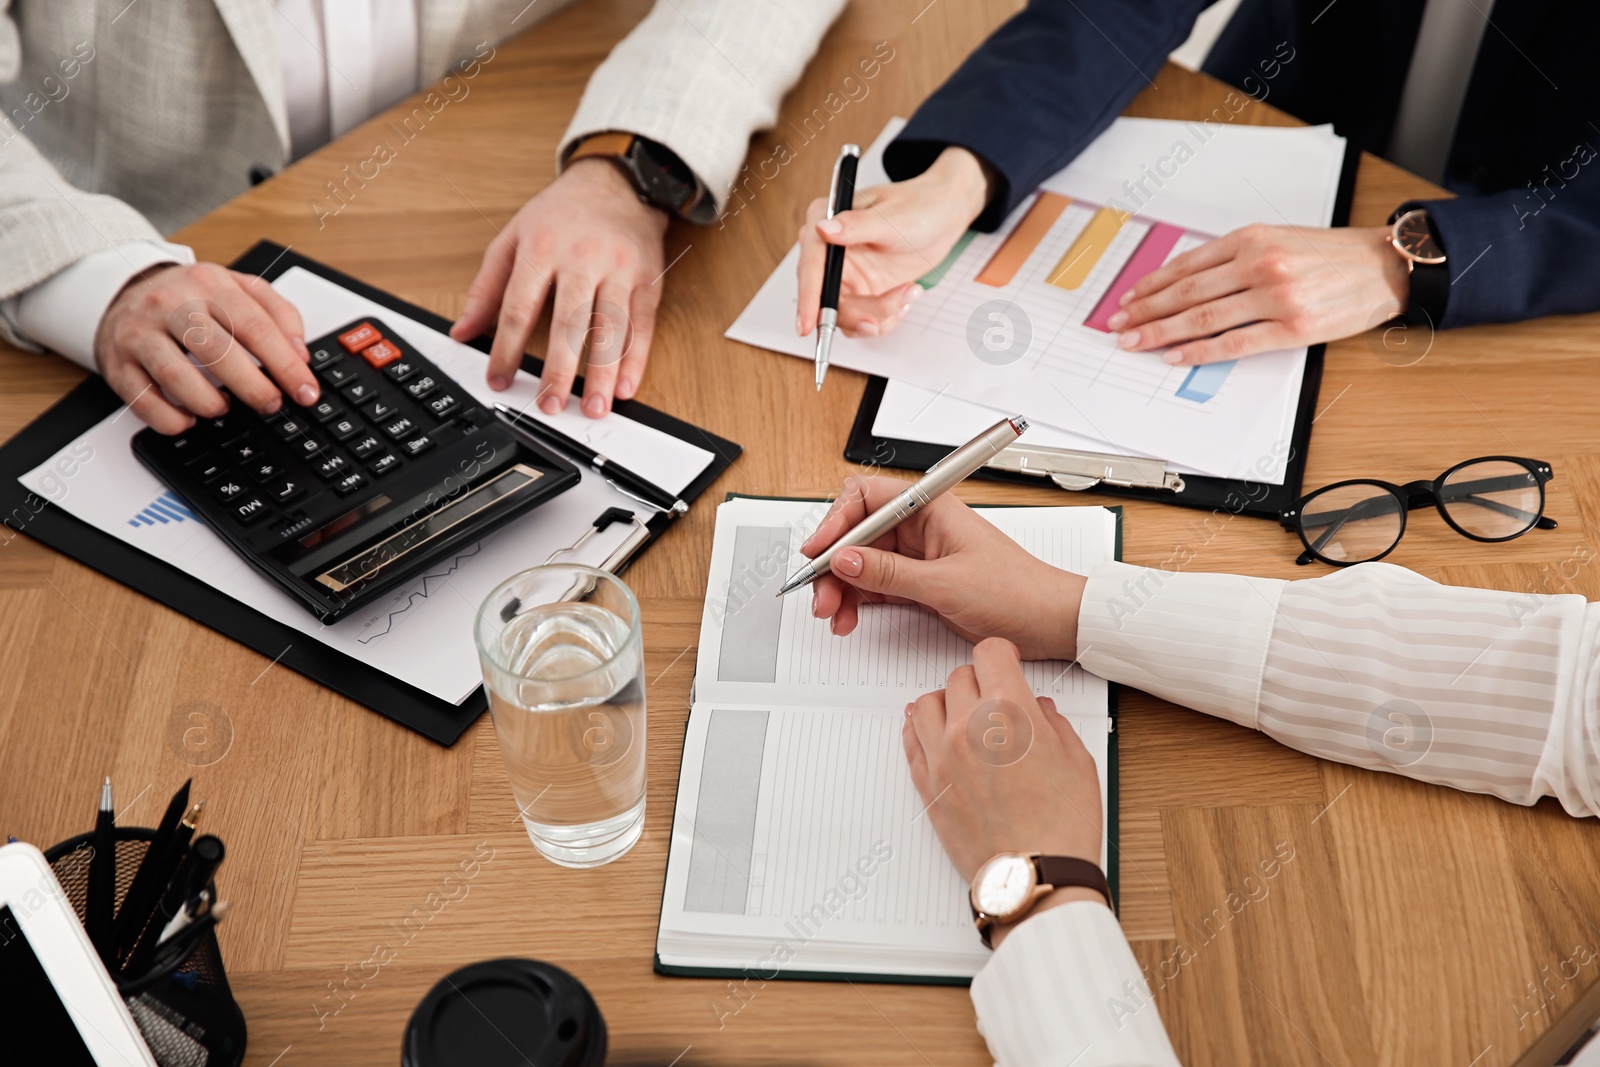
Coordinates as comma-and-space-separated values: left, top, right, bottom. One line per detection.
47, 828, 247, 1067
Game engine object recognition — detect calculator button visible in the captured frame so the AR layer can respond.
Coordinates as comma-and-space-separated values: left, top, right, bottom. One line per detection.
342, 381, 377, 405
310, 399, 345, 423
198, 412, 243, 443
310, 347, 342, 370
368, 452, 402, 477
314, 454, 350, 480
231, 496, 271, 525
319, 363, 359, 388
292, 436, 329, 459
333, 471, 369, 496
211, 478, 246, 502
348, 433, 383, 460
382, 416, 416, 441
399, 434, 434, 458
337, 322, 381, 353
361, 339, 402, 368
247, 460, 282, 484
384, 360, 418, 383
361, 397, 398, 422
425, 393, 461, 421
185, 453, 224, 483
273, 416, 310, 440
266, 477, 306, 505
328, 417, 361, 441
404, 375, 438, 401
226, 437, 263, 464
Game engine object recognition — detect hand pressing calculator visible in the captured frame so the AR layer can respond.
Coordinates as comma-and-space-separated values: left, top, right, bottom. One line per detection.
132, 318, 580, 622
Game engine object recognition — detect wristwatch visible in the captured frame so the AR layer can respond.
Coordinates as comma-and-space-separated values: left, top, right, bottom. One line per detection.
566, 131, 715, 224
969, 852, 1111, 948
1386, 207, 1449, 326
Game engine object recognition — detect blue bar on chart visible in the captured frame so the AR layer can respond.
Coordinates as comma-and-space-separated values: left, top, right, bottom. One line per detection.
1174, 361, 1236, 403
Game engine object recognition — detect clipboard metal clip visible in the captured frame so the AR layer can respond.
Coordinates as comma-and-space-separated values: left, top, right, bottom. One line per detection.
988, 443, 1186, 494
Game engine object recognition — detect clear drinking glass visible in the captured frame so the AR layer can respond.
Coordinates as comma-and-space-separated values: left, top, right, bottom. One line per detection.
475, 565, 646, 868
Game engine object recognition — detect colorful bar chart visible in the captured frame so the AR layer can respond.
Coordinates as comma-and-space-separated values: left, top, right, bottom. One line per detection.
1083, 222, 1186, 332
975, 192, 1071, 287
1046, 206, 1128, 290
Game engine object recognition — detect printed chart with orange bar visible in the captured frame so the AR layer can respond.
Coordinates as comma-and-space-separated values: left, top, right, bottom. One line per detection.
961, 192, 1236, 404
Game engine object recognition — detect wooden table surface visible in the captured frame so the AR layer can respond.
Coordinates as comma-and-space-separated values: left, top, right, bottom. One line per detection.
4, 2, 1599, 1064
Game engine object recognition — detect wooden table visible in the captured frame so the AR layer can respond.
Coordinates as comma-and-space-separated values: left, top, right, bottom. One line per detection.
4, 2, 1599, 1064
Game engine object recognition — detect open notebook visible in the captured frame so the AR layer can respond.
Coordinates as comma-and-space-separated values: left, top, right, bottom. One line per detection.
655, 496, 1120, 983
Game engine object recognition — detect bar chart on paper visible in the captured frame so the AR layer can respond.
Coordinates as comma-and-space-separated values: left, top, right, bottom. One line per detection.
946, 191, 1237, 406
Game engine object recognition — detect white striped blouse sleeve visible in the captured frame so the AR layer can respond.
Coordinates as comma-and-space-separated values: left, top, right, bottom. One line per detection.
1076, 560, 1600, 817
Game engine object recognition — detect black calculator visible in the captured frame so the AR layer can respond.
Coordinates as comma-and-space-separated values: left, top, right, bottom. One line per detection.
132, 318, 580, 622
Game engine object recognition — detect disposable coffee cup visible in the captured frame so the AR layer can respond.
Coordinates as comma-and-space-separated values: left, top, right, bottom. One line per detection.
402, 958, 606, 1067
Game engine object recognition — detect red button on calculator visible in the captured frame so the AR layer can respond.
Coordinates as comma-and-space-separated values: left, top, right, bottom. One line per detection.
361, 339, 402, 368
337, 322, 381, 352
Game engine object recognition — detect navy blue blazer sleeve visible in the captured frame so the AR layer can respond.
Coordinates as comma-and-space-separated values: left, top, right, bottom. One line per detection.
1411, 137, 1600, 327
883, 0, 1210, 231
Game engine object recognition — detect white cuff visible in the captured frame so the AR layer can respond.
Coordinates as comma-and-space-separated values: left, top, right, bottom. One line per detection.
0, 241, 194, 372
971, 901, 1180, 1067
1077, 561, 1285, 731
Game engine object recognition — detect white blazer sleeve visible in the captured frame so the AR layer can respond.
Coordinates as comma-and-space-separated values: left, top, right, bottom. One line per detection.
557, 0, 849, 217
970, 902, 1181, 1067
1077, 560, 1600, 817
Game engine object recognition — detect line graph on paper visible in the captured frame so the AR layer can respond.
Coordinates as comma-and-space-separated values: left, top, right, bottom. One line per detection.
911, 192, 1236, 410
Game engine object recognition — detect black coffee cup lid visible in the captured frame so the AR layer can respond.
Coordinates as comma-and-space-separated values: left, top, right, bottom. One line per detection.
403, 958, 606, 1067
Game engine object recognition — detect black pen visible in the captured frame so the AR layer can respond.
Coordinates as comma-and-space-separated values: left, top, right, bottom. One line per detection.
87, 776, 114, 963
493, 403, 687, 516
815, 143, 860, 391
127, 832, 224, 976
112, 778, 190, 962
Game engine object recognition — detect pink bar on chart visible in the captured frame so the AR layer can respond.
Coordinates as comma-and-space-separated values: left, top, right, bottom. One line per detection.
1083, 222, 1186, 332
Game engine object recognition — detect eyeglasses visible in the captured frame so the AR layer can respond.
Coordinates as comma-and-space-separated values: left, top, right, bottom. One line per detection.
1279, 457, 1557, 566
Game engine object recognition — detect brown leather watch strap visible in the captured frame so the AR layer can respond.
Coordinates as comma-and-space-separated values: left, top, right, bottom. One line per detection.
567, 131, 636, 162
1035, 855, 1112, 910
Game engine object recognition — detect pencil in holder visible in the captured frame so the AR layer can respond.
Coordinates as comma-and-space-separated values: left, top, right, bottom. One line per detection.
47, 828, 247, 1067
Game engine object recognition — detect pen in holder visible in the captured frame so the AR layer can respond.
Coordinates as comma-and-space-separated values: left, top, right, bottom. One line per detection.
46, 828, 247, 1067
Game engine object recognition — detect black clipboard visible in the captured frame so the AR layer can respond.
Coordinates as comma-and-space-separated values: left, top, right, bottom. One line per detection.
0, 243, 741, 745
844, 140, 1360, 520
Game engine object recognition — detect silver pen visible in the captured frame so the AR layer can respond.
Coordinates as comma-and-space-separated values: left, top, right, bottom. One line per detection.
814, 143, 860, 390
777, 416, 1029, 596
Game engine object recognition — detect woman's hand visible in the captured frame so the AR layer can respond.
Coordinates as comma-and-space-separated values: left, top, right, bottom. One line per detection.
904, 639, 1107, 947
795, 147, 990, 339
1107, 223, 1410, 366
802, 475, 1085, 660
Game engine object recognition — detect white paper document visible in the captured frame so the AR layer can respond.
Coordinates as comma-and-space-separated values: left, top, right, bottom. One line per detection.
656, 498, 1118, 980
727, 117, 1347, 483
18, 267, 717, 704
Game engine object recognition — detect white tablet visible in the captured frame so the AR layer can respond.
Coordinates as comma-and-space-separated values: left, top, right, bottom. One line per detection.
0, 842, 157, 1066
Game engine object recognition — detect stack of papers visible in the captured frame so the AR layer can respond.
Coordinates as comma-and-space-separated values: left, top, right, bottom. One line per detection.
727, 117, 1347, 485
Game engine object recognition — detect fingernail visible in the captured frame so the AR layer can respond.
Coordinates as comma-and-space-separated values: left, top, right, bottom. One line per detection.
583, 394, 607, 417
263, 396, 283, 415
1106, 311, 1128, 330
834, 549, 863, 577
1118, 330, 1140, 349
904, 285, 923, 303
295, 383, 319, 406
540, 394, 563, 415
904, 702, 914, 717
1164, 349, 1185, 364
1119, 290, 1134, 307
818, 218, 843, 236
811, 587, 820, 615
858, 320, 880, 338
796, 314, 805, 336
294, 337, 310, 361
488, 374, 509, 391
617, 377, 635, 400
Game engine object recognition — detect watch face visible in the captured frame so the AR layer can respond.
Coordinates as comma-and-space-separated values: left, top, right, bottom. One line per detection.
1392, 211, 1446, 264
973, 853, 1035, 919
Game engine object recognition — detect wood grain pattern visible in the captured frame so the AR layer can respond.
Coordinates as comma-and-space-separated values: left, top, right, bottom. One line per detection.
2, 1, 1598, 1063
